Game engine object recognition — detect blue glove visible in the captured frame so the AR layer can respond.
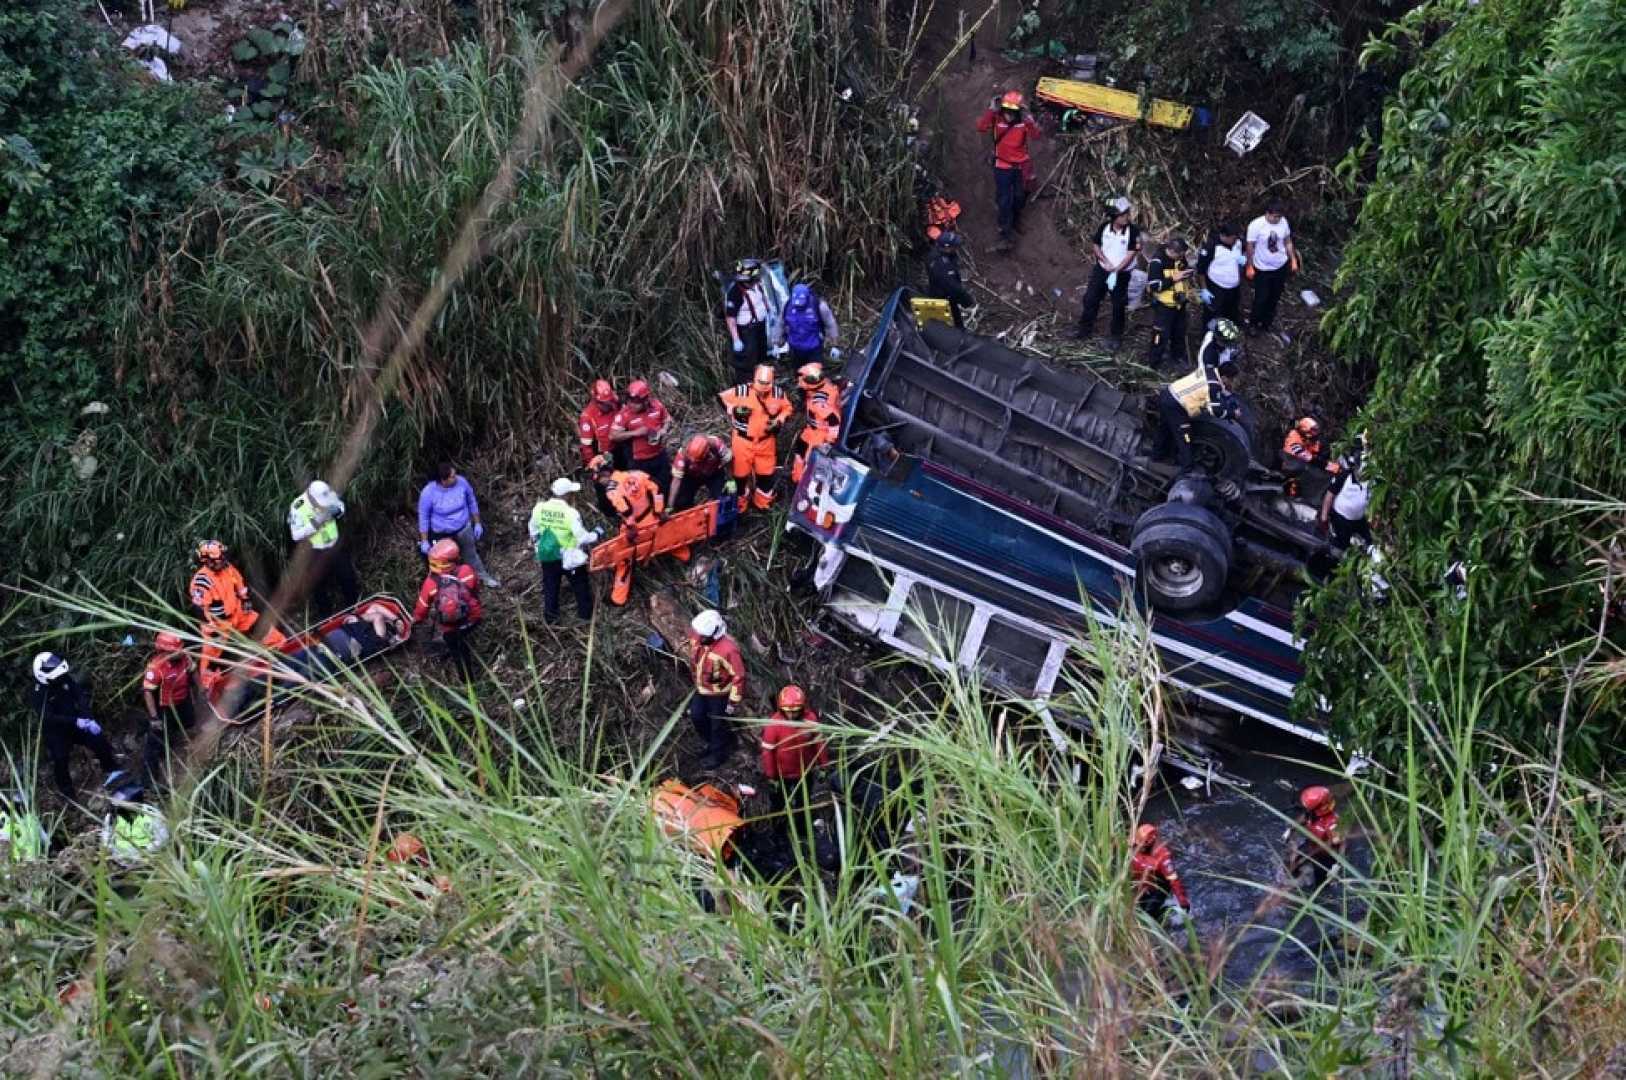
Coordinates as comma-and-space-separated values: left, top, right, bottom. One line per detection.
418, 540, 430, 556
1199, 288, 1216, 305
732, 339, 744, 353
830, 347, 844, 361
474, 523, 485, 541
76, 717, 102, 737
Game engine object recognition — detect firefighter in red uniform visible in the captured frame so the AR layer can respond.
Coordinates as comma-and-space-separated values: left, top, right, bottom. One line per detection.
141, 631, 196, 785
1288, 785, 1344, 889
668, 434, 734, 511
688, 609, 746, 768
578, 379, 621, 514
411, 537, 484, 680
718, 365, 792, 512
759, 684, 831, 826
791, 362, 843, 484
189, 540, 286, 693
594, 455, 689, 607
609, 378, 672, 495
975, 90, 1041, 247
1130, 823, 1191, 921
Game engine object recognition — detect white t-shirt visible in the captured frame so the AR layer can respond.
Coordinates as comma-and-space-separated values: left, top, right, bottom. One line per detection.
1205, 240, 1245, 289
1247, 215, 1292, 272
1332, 473, 1369, 520
1097, 222, 1135, 268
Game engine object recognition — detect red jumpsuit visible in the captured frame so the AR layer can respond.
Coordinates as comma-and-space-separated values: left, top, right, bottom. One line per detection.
759, 707, 830, 782
578, 400, 619, 468
1130, 842, 1191, 915
1294, 808, 1344, 886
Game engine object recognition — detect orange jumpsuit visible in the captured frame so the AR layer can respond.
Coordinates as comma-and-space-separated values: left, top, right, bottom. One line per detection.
718, 383, 792, 510
190, 561, 285, 689
605, 469, 688, 605
792, 378, 843, 484
1281, 429, 1339, 496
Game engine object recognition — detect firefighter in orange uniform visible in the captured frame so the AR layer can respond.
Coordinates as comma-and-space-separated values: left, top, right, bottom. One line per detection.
189, 540, 285, 692
718, 364, 792, 512
1280, 416, 1339, 497
791, 362, 843, 484
1130, 823, 1191, 921
593, 455, 689, 607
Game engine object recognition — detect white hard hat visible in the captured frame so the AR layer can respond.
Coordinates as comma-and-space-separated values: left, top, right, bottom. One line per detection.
690, 610, 726, 640
32, 652, 68, 685
307, 479, 337, 506
551, 477, 582, 498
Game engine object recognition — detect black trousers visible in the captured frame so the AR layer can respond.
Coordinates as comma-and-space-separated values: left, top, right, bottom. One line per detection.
540, 560, 593, 621
44, 721, 118, 799
1149, 304, 1189, 368
1077, 264, 1130, 338
789, 345, 823, 368
993, 166, 1026, 237
633, 450, 672, 497
1249, 266, 1289, 330
310, 543, 360, 612
1329, 512, 1373, 550
442, 623, 477, 680
732, 322, 768, 385
1137, 888, 1171, 921
1204, 283, 1241, 324
1152, 388, 1194, 469
674, 470, 726, 511
143, 698, 196, 785
689, 693, 735, 758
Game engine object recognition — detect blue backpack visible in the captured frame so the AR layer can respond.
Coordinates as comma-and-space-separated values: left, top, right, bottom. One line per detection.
783, 285, 823, 352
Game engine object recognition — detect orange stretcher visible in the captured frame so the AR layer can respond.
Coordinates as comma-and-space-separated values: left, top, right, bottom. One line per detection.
206, 594, 415, 724
651, 779, 745, 860
1035, 77, 1201, 131
589, 498, 734, 574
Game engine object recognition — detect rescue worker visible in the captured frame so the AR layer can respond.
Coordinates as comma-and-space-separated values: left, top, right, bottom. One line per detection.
1151, 352, 1240, 470
780, 283, 841, 368
416, 463, 499, 590
718, 364, 793, 512
688, 609, 746, 768
1130, 823, 1191, 921
1281, 416, 1339, 497
1195, 317, 1243, 372
1288, 785, 1344, 889
975, 90, 1041, 248
578, 379, 621, 514
1145, 237, 1197, 368
594, 455, 689, 607
1, 790, 48, 863
30, 652, 126, 801
100, 787, 169, 867
1245, 200, 1299, 335
190, 540, 287, 691
759, 685, 831, 827
1196, 222, 1246, 324
411, 537, 484, 680
141, 631, 196, 787
925, 231, 975, 329
287, 478, 358, 611
1320, 447, 1372, 551
527, 477, 600, 623
724, 259, 772, 385
1074, 197, 1141, 348
792, 362, 843, 484
609, 378, 672, 495
669, 434, 734, 511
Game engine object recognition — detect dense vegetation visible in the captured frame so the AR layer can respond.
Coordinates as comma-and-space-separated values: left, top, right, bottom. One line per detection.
1306, 0, 1626, 761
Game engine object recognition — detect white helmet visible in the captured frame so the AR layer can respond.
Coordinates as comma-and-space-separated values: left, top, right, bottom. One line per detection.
32, 652, 69, 685
551, 477, 582, 498
690, 610, 726, 640
306, 479, 337, 507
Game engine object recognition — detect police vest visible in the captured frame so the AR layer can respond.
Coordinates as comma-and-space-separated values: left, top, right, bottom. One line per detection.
529, 499, 577, 561
783, 299, 823, 352
1, 812, 45, 862
290, 494, 340, 549
1167, 364, 1215, 418
109, 813, 163, 860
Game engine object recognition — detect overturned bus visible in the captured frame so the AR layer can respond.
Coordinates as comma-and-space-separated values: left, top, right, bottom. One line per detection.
787, 289, 1334, 744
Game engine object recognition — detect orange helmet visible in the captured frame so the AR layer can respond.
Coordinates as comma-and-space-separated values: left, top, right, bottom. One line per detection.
626, 378, 651, 401
428, 538, 460, 570
684, 435, 713, 462
385, 833, 428, 865
1295, 417, 1321, 439
589, 453, 614, 475
1300, 785, 1333, 814
155, 631, 184, 654
1134, 823, 1158, 849
592, 378, 617, 404
796, 362, 824, 389
1000, 90, 1024, 110
752, 364, 776, 390
776, 684, 807, 714
196, 540, 227, 563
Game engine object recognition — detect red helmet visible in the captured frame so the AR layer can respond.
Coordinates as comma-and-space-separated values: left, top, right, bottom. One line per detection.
592, 378, 617, 404
1300, 785, 1333, 813
776, 684, 806, 714
155, 631, 184, 654
752, 364, 776, 390
685, 435, 713, 462
1134, 823, 1158, 849
796, 362, 824, 388
428, 538, 460, 569
386, 833, 428, 865
1000, 90, 1025, 110
626, 378, 651, 401
1295, 417, 1321, 439
196, 539, 227, 563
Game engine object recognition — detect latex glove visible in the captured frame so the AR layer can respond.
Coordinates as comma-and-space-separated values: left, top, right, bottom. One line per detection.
418, 540, 431, 556
473, 523, 485, 541
1106, 272, 1118, 290
732, 339, 744, 354
769, 344, 789, 358
830, 347, 843, 361
723, 479, 737, 495
76, 717, 102, 736
586, 529, 602, 544
724, 700, 738, 716
1199, 288, 1215, 305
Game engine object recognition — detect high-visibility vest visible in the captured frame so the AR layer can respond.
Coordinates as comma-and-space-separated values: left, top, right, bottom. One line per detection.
528, 498, 578, 561
1167, 363, 1216, 418
106, 811, 165, 863
1, 812, 46, 862
289, 493, 341, 549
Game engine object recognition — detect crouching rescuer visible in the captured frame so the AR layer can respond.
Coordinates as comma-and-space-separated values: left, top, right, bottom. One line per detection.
1130, 823, 1191, 922
1151, 323, 1241, 470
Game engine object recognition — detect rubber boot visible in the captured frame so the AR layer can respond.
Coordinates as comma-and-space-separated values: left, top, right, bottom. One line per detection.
611, 559, 633, 605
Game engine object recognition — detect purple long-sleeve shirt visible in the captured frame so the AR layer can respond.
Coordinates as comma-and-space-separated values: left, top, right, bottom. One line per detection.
418, 476, 480, 535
